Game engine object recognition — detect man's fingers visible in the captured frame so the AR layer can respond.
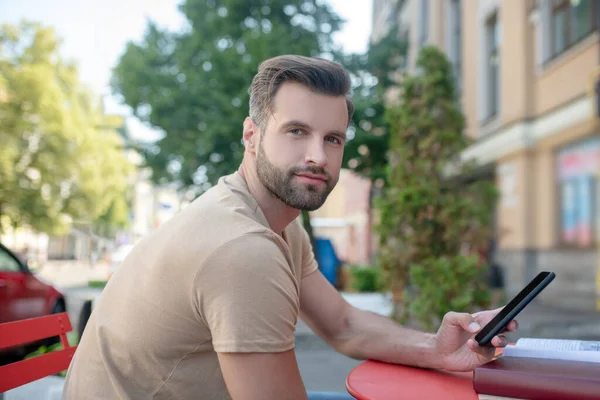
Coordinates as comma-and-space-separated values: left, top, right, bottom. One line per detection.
444, 311, 482, 333
495, 319, 519, 334
491, 335, 508, 347
444, 309, 518, 344
472, 306, 504, 319
506, 319, 519, 332
472, 308, 519, 334
476, 318, 518, 335
467, 339, 494, 357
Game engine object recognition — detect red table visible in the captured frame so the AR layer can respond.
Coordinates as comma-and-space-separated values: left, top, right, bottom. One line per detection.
345, 360, 478, 400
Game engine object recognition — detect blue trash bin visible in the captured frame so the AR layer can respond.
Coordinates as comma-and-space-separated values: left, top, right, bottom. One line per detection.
314, 238, 340, 287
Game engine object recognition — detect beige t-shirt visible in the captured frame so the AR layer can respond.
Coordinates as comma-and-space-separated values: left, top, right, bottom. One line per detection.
62, 172, 318, 399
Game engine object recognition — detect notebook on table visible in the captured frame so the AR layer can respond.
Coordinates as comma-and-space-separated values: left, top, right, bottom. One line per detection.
473, 338, 600, 400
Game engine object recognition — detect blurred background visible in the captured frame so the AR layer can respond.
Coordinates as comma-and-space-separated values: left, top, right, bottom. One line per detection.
2, 0, 600, 397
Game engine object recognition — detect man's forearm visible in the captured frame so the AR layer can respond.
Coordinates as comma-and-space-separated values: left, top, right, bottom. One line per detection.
332, 306, 442, 369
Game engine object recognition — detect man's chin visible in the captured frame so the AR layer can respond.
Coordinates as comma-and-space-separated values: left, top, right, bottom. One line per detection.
287, 195, 328, 211
295, 203, 324, 212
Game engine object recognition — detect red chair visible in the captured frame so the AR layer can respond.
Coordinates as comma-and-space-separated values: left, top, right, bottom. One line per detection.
0, 312, 77, 393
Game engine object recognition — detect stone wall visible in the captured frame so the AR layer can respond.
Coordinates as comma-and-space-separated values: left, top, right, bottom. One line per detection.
496, 249, 597, 311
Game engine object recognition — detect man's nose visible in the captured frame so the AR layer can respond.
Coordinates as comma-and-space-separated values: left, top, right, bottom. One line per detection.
304, 139, 328, 167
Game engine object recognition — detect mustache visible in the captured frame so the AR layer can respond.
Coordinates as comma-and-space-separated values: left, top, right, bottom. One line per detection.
290, 166, 331, 181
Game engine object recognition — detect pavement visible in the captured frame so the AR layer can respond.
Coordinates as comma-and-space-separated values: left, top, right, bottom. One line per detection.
295, 293, 393, 392
4, 263, 600, 397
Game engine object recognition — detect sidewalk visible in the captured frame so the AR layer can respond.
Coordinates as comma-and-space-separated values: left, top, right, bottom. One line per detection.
4, 377, 64, 400
36, 261, 110, 288
513, 303, 600, 341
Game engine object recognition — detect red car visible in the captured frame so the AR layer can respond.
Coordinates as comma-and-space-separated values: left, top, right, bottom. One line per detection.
0, 242, 66, 326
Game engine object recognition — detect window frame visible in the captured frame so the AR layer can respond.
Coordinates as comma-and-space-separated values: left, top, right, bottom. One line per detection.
420, 0, 429, 45
449, 0, 462, 94
549, 0, 598, 62
0, 243, 27, 273
485, 13, 500, 121
555, 138, 599, 249
557, 176, 597, 248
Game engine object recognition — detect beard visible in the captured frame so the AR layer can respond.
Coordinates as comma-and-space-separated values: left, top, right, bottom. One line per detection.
256, 142, 336, 211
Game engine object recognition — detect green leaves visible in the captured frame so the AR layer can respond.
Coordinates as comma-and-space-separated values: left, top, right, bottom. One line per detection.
111, 0, 344, 194
376, 46, 498, 330
0, 21, 133, 235
408, 256, 490, 331
339, 25, 407, 186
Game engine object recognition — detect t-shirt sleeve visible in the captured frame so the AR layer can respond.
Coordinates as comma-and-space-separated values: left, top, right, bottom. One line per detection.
193, 233, 299, 353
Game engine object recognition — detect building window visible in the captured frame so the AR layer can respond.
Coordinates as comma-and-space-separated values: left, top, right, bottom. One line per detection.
485, 14, 499, 120
557, 137, 600, 247
420, 0, 429, 45
449, 0, 462, 93
550, 0, 598, 60
399, 27, 410, 69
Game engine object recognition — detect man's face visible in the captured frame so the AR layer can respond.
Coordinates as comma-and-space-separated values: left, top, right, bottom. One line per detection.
255, 82, 348, 211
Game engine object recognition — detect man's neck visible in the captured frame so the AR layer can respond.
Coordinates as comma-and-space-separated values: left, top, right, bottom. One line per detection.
238, 165, 301, 235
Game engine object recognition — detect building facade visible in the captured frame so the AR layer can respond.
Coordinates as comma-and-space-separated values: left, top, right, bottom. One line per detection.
309, 169, 373, 266
373, 0, 600, 310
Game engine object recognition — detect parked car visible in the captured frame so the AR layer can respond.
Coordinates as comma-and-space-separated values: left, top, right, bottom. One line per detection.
0, 242, 67, 355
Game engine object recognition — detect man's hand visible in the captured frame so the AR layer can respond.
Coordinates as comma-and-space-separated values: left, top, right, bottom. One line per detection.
434, 307, 518, 372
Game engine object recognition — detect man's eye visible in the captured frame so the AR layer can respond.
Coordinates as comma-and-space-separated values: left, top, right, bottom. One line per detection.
326, 136, 342, 145
289, 128, 303, 135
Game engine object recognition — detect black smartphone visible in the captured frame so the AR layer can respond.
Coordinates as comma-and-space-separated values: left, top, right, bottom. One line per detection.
475, 271, 556, 346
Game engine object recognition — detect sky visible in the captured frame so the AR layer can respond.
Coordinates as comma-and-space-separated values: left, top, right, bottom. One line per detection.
1, 0, 372, 141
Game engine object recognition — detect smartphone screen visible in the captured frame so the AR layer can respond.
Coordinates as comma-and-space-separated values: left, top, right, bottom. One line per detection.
475, 271, 555, 346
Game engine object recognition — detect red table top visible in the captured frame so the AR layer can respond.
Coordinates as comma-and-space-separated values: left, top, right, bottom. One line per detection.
345, 360, 478, 400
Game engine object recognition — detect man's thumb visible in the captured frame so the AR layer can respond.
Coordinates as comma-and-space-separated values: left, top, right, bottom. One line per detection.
443, 311, 481, 333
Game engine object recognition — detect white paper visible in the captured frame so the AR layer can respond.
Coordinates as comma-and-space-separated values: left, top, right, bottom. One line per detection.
502, 346, 600, 363
515, 338, 600, 352
501, 338, 600, 363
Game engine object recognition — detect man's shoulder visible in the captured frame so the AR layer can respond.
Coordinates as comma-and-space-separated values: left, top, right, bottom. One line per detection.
185, 172, 265, 222
164, 173, 266, 233
205, 231, 289, 270
285, 218, 308, 239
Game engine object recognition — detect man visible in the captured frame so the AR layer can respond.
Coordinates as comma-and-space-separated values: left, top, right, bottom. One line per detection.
63, 55, 516, 400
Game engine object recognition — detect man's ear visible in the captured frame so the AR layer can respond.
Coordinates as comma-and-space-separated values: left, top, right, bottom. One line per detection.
243, 117, 259, 154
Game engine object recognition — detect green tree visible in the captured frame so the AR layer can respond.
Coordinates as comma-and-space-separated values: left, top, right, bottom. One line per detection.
0, 21, 133, 236
340, 24, 407, 188
111, 0, 343, 195
376, 46, 498, 331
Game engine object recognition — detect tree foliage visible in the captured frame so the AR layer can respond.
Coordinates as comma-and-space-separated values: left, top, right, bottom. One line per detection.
376, 46, 498, 331
340, 25, 407, 187
111, 0, 344, 195
0, 21, 133, 236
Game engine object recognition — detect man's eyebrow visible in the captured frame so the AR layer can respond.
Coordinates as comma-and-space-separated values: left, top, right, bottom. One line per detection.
281, 120, 347, 139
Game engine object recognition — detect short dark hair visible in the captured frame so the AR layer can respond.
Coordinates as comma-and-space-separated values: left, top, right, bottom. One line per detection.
249, 55, 354, 129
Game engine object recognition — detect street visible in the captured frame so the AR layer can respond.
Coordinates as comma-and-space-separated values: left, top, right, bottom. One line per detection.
296, 334, 362, 393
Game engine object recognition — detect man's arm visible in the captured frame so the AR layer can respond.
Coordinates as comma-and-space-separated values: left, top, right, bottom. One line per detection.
299, 271, 442, 369
300, 272, 516, 371
196, 234, 311, 399
218, 350, 307, 400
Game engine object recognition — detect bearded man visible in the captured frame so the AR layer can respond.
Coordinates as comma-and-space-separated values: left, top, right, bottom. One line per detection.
63, 55, 516, 400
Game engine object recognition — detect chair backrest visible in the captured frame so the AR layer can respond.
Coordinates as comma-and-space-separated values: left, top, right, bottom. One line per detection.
0, 312, 77, 393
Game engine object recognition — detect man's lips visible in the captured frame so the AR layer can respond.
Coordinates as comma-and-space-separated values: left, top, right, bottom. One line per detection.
295, 173, 328, 183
